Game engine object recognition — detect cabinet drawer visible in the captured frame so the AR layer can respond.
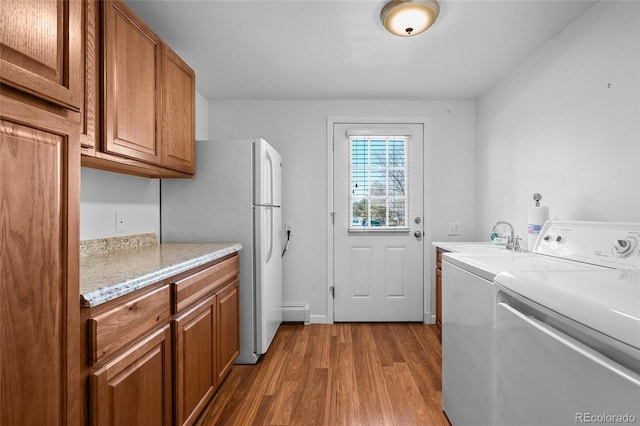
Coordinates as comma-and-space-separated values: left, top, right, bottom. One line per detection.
88, 285, 170, 364
173, 255, 239, 313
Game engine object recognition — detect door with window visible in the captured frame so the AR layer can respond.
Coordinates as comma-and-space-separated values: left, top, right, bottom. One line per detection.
333, 123, 424, 321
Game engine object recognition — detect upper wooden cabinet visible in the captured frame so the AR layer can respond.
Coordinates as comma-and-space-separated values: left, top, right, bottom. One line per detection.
80, 0, 100, 155
80, 0, 196, 178
103, 0, 161, 166
161, 44, 196, 175
0, 0, 82, 111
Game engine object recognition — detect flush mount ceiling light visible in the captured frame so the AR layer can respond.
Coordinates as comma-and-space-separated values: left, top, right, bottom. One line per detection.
380, 0, 440, 37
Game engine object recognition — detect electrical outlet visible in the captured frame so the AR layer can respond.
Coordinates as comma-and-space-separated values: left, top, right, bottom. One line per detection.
448, 222, 461, 236
285, 223, 294, 236
116, 211, 126, 233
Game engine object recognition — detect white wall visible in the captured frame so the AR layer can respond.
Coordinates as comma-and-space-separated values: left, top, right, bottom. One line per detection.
208, 100, 476, 322
196, 90, 209, 141
80, 168, 160, 240
80, 90, 208, 240
476, 1, 640, 239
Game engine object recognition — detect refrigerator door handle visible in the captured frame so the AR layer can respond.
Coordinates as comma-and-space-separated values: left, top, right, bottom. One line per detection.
265, 206, 273, 263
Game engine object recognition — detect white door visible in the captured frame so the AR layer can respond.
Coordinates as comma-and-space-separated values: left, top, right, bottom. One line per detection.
333, 123, 424, 321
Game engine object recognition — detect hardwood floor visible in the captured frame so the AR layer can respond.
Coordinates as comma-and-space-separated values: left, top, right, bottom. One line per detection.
196, 323, 449, 425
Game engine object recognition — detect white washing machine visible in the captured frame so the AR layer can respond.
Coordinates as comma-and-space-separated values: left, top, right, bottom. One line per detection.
494, 223, 640, 426
441, 221, 639, 426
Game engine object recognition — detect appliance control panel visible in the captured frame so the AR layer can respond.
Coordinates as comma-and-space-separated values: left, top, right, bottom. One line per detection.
534, 221, 640, 268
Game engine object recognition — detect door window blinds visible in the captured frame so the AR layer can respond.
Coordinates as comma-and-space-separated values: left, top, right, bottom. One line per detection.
348, 135, 409, 231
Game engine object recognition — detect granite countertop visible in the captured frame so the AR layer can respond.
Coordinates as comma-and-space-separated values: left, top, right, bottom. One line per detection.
80, 242, 242, 308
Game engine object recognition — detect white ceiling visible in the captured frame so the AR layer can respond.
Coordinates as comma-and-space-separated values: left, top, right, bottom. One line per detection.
125, 0, 597, 100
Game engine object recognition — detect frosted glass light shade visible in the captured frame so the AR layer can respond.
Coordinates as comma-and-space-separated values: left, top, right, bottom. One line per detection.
381, 0, 439, 37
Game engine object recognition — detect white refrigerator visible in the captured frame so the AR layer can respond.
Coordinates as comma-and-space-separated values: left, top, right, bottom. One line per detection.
161, 139, 283, 364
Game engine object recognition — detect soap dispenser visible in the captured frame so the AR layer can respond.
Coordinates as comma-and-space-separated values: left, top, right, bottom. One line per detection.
527, 193, 549, 251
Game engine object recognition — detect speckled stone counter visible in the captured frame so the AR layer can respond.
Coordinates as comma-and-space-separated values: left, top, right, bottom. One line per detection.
80, 242, 242, 308
80, 232, 159, 257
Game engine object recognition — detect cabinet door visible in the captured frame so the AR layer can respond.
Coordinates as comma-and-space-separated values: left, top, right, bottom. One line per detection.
216, 279, 240, 383
103, 0, 161, 165
90, 325, 172, 426
161, 44, 195, 174
173, 295, 217, 426
0, 0, 81, 110
80, 0, 100, 154
0, 96, 80, 425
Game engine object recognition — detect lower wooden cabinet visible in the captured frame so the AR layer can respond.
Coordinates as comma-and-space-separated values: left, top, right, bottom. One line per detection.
173, 295, 217, 426
90, 325, 172, 426
435, 247, 447, 328
84, 253, 240, 426
216, 279, 240, 383
172, 256, 240, 426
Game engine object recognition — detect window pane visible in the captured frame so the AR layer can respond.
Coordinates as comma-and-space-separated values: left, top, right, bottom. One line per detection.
389, 139, 405, 167
388, 200, 406, 227
352, 139, 368, 169
352, 169, 368, 196
369, 199, 386, 227
352, 199, 367, 226
370, 139, 386, 167
388, 169, 405, 196
370, 170, 386, 196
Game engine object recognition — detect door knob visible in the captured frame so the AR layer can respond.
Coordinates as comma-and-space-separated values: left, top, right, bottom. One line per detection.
414, 231, 422, 238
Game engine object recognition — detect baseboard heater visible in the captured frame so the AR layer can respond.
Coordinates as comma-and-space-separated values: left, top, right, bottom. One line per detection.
282, 304, 310, 325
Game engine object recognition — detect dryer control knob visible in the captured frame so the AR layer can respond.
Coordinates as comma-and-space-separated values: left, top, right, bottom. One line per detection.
614, 238, 636, 257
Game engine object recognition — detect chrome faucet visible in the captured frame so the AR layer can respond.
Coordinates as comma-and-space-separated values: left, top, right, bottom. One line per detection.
492, 221, 520, 251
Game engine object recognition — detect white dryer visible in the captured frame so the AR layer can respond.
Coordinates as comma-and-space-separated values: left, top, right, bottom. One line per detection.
494, 222, 640, 426
441, 221, 639, 426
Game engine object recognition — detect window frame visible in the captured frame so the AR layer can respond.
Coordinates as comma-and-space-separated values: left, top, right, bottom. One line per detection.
348, 135, 410, 233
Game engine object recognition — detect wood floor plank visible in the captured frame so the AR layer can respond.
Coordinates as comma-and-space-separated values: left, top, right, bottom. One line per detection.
196, 323, 449, 425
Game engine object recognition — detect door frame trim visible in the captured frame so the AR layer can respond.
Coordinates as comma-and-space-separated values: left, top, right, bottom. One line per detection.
326, 116, 432, 324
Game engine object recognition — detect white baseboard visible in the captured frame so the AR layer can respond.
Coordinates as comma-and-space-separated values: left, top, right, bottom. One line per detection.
424, 311, 436, 325
310, 314, 327, 324
282, 304, 310, 325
